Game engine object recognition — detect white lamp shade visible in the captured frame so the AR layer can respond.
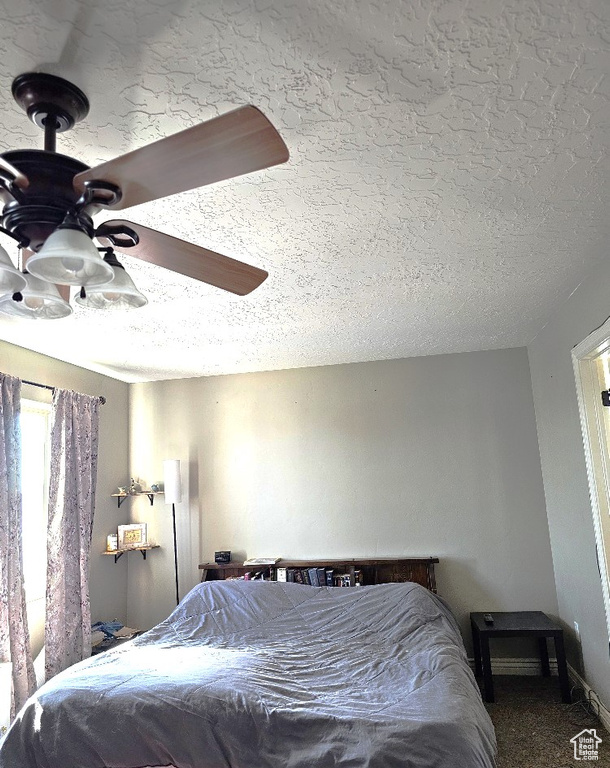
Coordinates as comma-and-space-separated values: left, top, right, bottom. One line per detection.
0, 273, 72, 319
0, 244, 27, 296
164, 459, 182, 504
26, 228, 114, 287
74, 265, 148, 309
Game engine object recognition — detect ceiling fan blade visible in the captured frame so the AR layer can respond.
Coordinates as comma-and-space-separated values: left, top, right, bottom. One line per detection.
0, 155, 29, 189
74, 106, 289, 210
97, 219, 268, 296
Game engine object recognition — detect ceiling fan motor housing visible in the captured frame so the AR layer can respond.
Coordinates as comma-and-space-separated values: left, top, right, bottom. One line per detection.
0, 150, 95, 251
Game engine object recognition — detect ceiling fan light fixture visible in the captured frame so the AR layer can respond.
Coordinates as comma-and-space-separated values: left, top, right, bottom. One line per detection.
75, 251, 147, 310
0, 272, 72, 319
1, 73, 288, 317
0, 244, 27, 296
26, 226, 114, 287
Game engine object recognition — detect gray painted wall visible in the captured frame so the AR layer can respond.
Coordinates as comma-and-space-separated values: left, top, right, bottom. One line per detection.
0, 340, 131, 644
129, 347, 558, 652
529, 258, 610, 706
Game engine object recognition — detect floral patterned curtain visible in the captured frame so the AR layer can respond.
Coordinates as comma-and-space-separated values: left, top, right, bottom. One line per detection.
0, 373, 35, 715
45, 389, 100, 680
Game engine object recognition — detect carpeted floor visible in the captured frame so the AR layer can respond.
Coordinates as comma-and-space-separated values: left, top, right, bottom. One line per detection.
485, 676, 608, 767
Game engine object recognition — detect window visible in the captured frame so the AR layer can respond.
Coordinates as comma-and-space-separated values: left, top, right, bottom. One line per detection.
20, 399, 51, 655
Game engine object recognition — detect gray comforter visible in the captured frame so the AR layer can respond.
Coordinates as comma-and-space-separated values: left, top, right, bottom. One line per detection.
0, 581, 496, 768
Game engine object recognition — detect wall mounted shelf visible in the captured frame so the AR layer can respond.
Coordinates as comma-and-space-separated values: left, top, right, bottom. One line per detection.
111, 491, 163, 508
102, 544, 160, 563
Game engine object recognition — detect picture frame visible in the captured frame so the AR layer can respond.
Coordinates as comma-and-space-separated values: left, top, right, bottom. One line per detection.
117, 523, 147, 550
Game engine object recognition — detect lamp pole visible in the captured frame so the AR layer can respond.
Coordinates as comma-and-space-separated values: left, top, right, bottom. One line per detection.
164, 459, 182, 606
171, 503, 179, 605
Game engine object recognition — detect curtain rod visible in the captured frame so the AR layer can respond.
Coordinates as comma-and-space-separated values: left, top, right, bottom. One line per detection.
22, 379, 106, 405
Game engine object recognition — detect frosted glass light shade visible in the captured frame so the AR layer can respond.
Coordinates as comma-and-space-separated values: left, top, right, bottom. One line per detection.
27, 228, 114, 287
74, 265, 147, 310
0, 273, 72, 319
0, 244, 27, 296
164, 460, 182, 504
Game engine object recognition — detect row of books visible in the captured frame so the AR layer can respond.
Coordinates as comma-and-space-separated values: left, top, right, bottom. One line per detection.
275, 566, 362, 587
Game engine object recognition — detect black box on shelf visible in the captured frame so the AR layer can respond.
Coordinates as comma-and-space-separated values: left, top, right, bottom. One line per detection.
215, 551, 231, 564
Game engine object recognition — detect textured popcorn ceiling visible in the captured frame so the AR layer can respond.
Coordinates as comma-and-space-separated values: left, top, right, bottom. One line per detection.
0, 0, 608, 382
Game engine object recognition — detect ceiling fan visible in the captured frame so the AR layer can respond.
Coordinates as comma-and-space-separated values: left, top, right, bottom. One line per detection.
0, 72, 289, 317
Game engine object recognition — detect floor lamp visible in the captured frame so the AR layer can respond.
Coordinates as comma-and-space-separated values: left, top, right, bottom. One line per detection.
164, 459, 182, 606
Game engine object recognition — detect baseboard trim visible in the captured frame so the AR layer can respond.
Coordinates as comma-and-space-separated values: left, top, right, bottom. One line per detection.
568, 663, 610, 732
468, 656, 558, 676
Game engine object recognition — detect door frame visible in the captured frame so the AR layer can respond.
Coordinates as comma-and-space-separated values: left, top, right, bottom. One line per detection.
573, 318, 610, 641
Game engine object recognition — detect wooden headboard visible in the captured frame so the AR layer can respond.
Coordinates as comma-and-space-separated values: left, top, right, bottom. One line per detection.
198, 557, 439, 592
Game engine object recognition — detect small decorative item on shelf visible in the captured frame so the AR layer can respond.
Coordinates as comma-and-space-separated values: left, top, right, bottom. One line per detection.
129, 478, 142, 494
106, 534, 118, 552
150, 482, 162, 492
117, 523, 148, 549
215, 551, 231, 564
117, 486, 127, 495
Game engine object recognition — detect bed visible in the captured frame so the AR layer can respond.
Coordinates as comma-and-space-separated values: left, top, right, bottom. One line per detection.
0, 580, 496, 768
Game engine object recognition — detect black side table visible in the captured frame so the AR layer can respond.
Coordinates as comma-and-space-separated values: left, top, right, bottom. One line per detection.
470, 611, 571, 704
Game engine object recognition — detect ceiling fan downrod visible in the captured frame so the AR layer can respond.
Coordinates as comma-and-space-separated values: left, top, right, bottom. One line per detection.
43, 116, 58, 153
